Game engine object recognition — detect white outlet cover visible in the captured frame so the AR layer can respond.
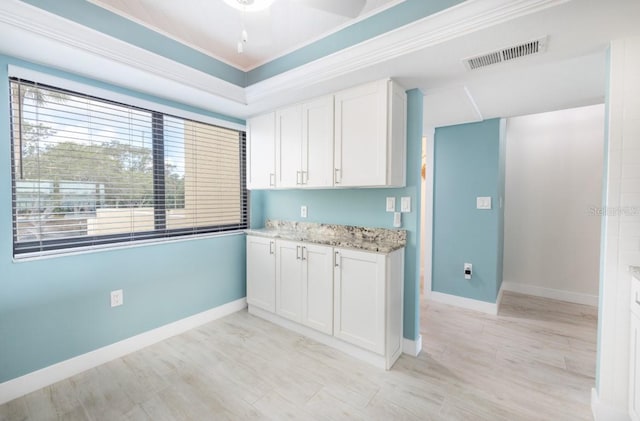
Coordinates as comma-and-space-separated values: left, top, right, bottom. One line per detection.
393, 212, 402, 228
386, 197, 395, 212
300, 205, 308, 218
401, 196, 411, 213
110, 289, 123, 307
476, 196, 492, 210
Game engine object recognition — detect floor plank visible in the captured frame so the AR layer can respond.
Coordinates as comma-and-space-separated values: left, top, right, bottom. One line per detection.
0, 292, 597, 420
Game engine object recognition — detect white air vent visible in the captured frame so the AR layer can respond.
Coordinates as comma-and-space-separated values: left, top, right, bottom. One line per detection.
463, 37, 547, 70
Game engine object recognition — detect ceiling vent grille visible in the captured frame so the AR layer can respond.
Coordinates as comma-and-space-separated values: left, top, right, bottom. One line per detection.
464, 37, 547, 70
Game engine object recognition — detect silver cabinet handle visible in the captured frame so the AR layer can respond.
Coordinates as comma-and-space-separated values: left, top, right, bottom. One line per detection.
296, 170, 301, 185
301, 246, 306, 261
269, 172, 275, 187
334, 251, 340, 267
296, 245, 301, 260
334, 168, 341, 184
302, 171, 308, 185
269, 241, 274, 255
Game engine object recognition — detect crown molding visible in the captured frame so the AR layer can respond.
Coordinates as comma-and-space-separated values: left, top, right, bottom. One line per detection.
0, 0, 569, 117
245, 0, 569, 104
0, 0, 247, 112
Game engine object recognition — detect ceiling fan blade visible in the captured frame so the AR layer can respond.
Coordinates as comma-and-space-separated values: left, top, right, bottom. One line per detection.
294, 0, 367, 18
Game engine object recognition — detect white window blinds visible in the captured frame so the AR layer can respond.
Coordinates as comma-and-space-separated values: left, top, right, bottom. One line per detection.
10, 78, 247, 257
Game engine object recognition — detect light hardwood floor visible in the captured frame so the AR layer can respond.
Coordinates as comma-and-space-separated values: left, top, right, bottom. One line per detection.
0, 292, 597, 420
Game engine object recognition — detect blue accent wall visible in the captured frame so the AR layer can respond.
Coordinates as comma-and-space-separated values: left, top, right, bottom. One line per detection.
432, 119, 505, 303
251, 89, 424, 341
0, 55, 247, 383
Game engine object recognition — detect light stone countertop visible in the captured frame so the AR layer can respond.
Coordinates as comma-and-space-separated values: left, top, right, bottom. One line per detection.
245, 220, 406, 254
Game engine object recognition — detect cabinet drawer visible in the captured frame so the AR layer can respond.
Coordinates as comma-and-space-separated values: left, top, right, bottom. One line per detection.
632, 275, 640, 318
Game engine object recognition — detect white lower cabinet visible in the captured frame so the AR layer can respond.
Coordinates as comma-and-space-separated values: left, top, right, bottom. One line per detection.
333, 247, 404, 367
246, 234, 404, 369
275, 240, 333, 333
246, 236, 276, 312
301, 243, 334, 335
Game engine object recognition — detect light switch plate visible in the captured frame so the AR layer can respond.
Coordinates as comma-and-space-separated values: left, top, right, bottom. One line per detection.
476, 197, 492, 210
386, 197, 396, 212
401, 197, 411, 213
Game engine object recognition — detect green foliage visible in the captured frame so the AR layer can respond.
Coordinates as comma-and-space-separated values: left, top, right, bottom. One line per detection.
13, 84, 186, 211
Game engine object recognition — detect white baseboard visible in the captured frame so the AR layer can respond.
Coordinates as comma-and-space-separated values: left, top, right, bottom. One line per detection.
402, 334, 423, 357
495, 282, 505, 311
428, 291, 500, 315
0, 298, 247, 405
502, 282, 599, 307
591, 388, 630, 421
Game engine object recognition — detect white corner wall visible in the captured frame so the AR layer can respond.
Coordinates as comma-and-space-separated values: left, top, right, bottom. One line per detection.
594, 36, 640, 420
503, 105, 605, 306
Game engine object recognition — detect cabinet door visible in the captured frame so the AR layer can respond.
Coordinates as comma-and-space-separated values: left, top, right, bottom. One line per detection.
333, 248, 386, 354
301, 243, 334, 334
276, 105, 303, 188
247, 112, 276, 189
334, 80, 388, 187
302, 96, 334, 188
246, 236, 275, 312
631, 312, 640, 421
276, 240, 303, 322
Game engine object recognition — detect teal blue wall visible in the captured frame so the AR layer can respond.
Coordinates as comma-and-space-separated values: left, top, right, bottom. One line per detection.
0, 56, 247, 383
251, 89, 424, 341
432, 119, 504, 303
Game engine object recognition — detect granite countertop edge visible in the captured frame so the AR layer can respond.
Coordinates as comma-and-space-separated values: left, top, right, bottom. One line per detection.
244, 228, 406, 254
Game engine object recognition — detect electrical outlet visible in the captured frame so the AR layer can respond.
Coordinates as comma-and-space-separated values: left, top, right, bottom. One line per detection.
300, 205, 308, 218
464, 263, 472, 280
393, 212, 402, 228
110, 289, 123, 307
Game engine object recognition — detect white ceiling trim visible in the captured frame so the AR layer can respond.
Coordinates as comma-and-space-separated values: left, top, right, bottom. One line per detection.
87, 0, 245, 71
0, 0, 247, 105
245, 0, 570, 105
243, 0, 406, 71
88, 0, 407, 72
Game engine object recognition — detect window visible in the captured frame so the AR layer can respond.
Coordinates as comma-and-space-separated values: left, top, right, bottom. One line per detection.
10, 78, 247, 257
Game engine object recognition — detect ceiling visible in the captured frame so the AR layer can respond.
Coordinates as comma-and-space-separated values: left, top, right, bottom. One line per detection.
3, 0, 640, 130
88, 0, 401, 70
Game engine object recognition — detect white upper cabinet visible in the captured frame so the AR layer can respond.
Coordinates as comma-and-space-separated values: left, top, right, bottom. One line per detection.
334, 79, 406, 188
247, 79, 406, 190
275, 105, 303, 188
302, 96, 334, 188
247, 112, 276, 189
276, 96, 334, 188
